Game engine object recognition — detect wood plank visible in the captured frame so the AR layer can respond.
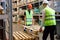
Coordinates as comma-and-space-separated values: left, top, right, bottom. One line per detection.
16, 32, 26, 40
13, 32, 22, 40
18, 31, 29, 40
13, 34, 19, 40
19, 31, 32, 40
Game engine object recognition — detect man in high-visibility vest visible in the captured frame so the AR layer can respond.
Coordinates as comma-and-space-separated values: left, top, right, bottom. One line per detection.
24, 4, 33, 26
39, 0, 56, 40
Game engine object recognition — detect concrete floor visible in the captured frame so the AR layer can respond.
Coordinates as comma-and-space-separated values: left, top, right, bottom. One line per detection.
13, 23, 59, 40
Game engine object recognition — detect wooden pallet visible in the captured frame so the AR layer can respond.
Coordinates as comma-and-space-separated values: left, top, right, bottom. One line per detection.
23, 25, 40, 35
13, 31, 37, 40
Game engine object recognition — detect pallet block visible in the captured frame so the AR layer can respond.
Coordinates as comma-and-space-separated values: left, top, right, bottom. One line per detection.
13, 31, 36, 40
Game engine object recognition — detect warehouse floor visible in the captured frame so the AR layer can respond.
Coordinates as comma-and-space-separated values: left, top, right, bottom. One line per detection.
13, 23, 59, 40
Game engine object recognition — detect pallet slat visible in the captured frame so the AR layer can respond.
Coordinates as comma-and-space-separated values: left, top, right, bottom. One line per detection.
18, 31, 29, 40
13, 34, 19, 40
16, 32, 26, 40
18, 31, 35, 40
19, 31, 32, 40
13, 32, 22, 40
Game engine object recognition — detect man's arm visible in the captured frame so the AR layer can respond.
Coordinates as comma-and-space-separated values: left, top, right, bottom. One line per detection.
39, 10, 45, 32
42, 10, 45, 27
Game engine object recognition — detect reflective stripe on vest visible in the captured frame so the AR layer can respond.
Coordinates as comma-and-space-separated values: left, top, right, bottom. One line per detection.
45, 18, 55, 20
44, 6, 56, 26
45, 15, 55, 17
26, 18, 32, 22
26, 10, 33, 25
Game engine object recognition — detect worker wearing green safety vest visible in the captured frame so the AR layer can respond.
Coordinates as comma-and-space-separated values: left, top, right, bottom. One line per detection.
24, 4, 33, 26
44, 6, 56, 26
39, 0, 56, 40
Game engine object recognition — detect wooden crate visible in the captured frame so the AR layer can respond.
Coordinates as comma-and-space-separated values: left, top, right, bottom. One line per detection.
13, 31, 36, 40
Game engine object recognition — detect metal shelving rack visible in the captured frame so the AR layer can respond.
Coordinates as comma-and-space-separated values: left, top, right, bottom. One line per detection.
53, 0, 60, 39
0, 0, 13, 40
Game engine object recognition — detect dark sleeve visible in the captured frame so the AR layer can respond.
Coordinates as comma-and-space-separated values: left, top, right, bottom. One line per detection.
24, 12, 26, 15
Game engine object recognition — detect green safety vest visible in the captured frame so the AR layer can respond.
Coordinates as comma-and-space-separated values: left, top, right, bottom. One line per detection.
26, 10, 33, 25
44, 6, 56, 26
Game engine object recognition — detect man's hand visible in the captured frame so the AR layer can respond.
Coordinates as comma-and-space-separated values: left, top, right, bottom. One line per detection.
39, 27, 43, 32
39, 27, 45, 32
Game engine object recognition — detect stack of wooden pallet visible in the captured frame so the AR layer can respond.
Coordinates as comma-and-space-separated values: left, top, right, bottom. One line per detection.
13, 31, 38, 40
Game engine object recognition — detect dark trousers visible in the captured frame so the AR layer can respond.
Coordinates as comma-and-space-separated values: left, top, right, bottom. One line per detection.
42, 25, 56, 40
